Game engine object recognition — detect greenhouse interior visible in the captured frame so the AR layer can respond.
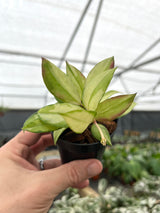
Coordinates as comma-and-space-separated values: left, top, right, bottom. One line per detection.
0, 0, 160, 212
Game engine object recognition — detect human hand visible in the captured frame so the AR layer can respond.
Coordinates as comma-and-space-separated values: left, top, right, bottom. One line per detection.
0, 131, 102, 213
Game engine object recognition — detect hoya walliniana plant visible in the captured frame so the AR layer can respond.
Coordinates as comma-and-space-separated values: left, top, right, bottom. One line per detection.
22, 57, 136, 145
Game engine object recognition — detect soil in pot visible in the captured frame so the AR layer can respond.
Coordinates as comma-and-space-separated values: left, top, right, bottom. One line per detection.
56, 120, 117, 164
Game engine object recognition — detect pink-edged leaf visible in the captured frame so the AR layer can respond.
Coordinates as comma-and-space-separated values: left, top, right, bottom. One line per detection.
38, 103, 96, 133
82, 68, 116, 111
61, 110, 95, 133
22, 113, 55, 133
100, 90, 120, 102
118, 102, 136, 118
87, 57, 114, 80
66, 61, 85, 98
42, 58, 81, 104
95, 94, 136, 121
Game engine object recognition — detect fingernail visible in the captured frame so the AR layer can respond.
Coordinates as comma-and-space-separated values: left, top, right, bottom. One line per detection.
87, 162, 102, 177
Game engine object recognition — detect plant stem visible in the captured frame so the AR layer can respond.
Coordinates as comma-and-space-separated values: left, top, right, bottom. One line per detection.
148, 200, 160, 213
94, 120, 106, 146
82, 128, 95, 144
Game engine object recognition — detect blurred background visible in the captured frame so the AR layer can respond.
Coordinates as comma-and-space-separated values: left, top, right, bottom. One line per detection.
1, 1, 160, 212
0, 0, 160, 141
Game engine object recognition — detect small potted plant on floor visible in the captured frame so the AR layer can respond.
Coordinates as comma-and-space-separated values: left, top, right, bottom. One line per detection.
0, 106, 9, 117
22, 57, 136, 163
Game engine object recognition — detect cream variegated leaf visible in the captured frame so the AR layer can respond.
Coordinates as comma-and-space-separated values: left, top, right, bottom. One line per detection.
53, 128, 67, 144
100, 90, 120, 102
22, 113, 55, 133
39, 103, 84, 114
38, 111, 68, 129
22, 57, 137, 146
91, 123, 112, 146
82, 68, 116, 111
96, 94, 136, 121
38, 103, 96, 133
87, 57, 114, 81
66, 61, 85, 98
118, 102, 137, 118
61, 110, 96, 133
42, 58, 81, 104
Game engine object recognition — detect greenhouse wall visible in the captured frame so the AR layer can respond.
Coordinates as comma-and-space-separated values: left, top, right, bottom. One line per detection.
0, 110, 160, 142
116, 111, 160, 135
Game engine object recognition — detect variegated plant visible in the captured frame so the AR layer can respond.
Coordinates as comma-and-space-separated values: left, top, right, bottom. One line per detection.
22, 57, 136, 145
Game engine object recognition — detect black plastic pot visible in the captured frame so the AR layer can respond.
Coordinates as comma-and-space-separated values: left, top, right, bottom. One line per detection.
56, 119, 118, 164
57, 138, 105, 164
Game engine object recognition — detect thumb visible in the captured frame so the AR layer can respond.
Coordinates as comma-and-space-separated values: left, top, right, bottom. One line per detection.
40, 159, 102, 196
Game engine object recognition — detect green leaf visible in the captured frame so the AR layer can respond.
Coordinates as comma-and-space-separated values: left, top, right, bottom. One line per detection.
96, 94, 136, 121
62, 110, 95, 133
38, 103, 96, 133
118, 102, 136, 118
38, 106, 68, 129
100, 90, 120, 102
126, 160, 142, 180
42, 58, 81, 104
53, 128, 67, 144
54, 97, 64, 103
98, 178, 108, 194
82, 68, 116, 111
87, 57, 114, 80
148, 158, 160, 175
66, 61, 85, 98
22, 113, 54, 133
91, 123, 111, 146
39, 103, 84, 114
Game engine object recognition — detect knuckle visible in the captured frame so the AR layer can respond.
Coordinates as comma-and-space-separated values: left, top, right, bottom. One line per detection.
66, 164, 81, 185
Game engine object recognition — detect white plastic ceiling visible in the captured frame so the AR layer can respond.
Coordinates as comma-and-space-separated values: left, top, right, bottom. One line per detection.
0, 0, 160, 110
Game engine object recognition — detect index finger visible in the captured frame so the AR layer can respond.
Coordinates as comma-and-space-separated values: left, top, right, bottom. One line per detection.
15, 131, 47, 146
31, 133, 54, 155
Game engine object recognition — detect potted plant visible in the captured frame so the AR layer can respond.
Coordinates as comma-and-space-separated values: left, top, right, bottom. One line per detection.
0, 106, 9, 117
22, 57, 136, 163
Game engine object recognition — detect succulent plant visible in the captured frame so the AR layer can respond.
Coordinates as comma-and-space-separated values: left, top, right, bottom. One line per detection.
22, 57, 136, 145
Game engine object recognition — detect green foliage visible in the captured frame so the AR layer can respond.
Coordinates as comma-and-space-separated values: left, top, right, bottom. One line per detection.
66, 61, 85, 99
38, 103, 95, 133
82, 67, 116, 111
96, 94, 136, 121
100, 90, 120, 102
23, 57, 136, 145
0, 106, 9, 114
86, 56, 114, 80
53, 128, 67, 144
102, 143, 160, 184
91, 123, 111, 145
42, 58, 81, 104
49, 176, 160, 213
22, 113, 55, 133
148, 157, 160, 176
